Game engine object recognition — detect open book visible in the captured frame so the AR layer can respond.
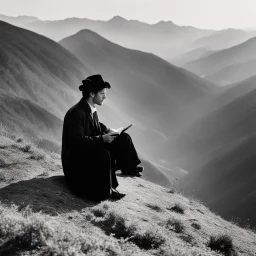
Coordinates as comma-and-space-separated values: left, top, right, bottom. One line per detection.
110, 124, 133, 136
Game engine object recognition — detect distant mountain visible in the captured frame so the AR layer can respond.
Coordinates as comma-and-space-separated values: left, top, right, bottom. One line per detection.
21, 15, 213, 59
183, 37, 256, 83
0, 21, 90, 118
179, 84, 256, 228
174, 74, 256, 170
0, 14, 39, 26
206, 59, 256, 85
170, 47, 215, 66
189, 28, 256, 51
59, 29, 218, 167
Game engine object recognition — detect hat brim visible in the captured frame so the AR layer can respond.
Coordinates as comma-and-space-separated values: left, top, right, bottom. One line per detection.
79, 80, 111, 92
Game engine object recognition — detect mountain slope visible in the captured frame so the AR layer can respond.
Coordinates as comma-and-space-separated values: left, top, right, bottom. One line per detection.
190, 28, 256, 51
206, 59, 256, 85
59, 29, 217, 167
0, 21, 89, 118
0, 128, 255, 255
183, 37, 256, 82
170, 47, 215, 66
0, 93, 62, 147
178, 80, 256, 228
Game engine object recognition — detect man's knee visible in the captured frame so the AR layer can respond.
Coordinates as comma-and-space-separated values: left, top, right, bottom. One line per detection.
119, 132, 131, 141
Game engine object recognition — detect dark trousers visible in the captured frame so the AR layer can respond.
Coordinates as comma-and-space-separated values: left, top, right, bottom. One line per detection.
105, 132, 141, 174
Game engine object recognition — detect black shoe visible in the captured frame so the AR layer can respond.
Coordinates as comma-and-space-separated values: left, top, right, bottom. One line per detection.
122, 171, 142, 177
110, 190, 126, 200
136, 165, 144, 172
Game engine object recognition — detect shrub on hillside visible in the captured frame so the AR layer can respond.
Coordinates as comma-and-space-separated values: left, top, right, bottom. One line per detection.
90, 203, 109, 218
91, 210, 136, 239
145, 203, 162, 212
0, 158, 8, 168
207, 234, 237, 256
166, 217, 185, 233
29, 148, 46, 160
132, 230, 165, 250
191, 222, 201, 230
180, 234, 194, 244
168, 203, 185, 214
16, 138, 24, 143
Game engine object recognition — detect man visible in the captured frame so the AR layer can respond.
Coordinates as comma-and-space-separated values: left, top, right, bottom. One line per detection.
61, 74, 143, 201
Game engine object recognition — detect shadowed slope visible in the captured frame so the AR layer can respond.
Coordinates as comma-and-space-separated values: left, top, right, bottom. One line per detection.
0, 21, 90, 118
0, 93, 62, 146
0, 176, 95, 215
178, 82, 256, 228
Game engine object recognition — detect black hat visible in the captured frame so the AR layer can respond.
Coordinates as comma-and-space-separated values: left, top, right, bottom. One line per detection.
79, 74, 111, 92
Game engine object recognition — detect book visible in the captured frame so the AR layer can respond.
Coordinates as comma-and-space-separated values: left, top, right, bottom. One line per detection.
110, 124, 133, 136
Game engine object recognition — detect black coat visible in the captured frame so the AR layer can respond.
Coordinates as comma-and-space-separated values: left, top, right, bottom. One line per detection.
61, 97, 112, 201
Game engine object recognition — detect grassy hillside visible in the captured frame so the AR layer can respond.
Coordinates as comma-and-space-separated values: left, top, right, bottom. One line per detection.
0, 125, 255, 255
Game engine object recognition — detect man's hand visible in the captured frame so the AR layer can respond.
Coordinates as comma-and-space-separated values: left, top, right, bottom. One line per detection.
102, 133, 116, 143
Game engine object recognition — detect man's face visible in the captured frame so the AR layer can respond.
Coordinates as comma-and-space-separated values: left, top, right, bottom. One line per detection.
92, 88, 107, 106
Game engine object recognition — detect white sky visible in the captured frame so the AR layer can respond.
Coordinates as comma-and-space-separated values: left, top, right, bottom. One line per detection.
0, 0, 256, 30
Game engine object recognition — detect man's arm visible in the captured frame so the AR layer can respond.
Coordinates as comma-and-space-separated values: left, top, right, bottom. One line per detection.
99, 122, 111, 134
66, 109, 104, 147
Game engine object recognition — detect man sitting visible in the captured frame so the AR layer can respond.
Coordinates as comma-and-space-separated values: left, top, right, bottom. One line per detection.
61, 74, 143, 201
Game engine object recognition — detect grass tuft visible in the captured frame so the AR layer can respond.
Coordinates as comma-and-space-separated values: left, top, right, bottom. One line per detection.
91, 208, 106, 218
191, 222, 201, 230
145, 203, 162, 212
16, 138, 24, 143
102, 211, 137, 239
180, 234, 193, 244
168, 203, 185, 214
207, 234, 237, 256
132, 230, 165, 250
29, 149, 46, 160
0, 158, 8, 168
166, 217, 185, 234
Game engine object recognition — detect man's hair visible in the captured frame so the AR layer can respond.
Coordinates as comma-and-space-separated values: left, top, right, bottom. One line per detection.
82, 84, 110, 99
80, 74, 111, 99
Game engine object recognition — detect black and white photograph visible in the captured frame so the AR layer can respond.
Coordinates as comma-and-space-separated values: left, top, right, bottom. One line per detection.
0, 0, 256, 255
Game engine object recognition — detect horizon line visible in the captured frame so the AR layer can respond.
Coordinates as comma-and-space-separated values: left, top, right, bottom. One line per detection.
1, 12, 255, 31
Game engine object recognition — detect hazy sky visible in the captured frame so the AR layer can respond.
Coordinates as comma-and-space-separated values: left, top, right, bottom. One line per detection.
1, 0, 256, 30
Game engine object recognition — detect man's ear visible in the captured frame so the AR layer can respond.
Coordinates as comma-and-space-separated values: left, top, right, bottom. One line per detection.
90, 92, 95, 98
